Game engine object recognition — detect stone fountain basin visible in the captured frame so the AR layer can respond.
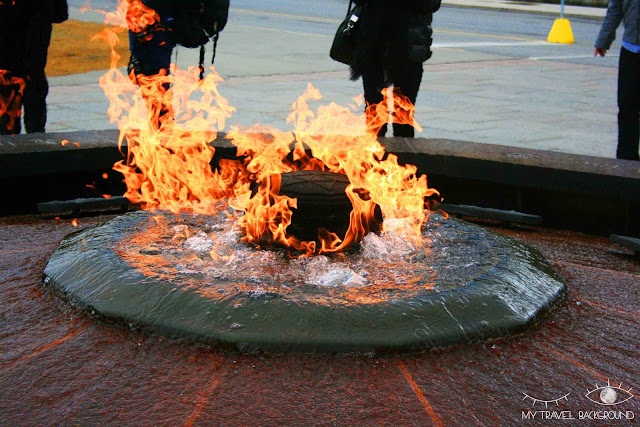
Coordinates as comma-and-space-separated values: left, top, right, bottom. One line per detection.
43, 210, 565, 353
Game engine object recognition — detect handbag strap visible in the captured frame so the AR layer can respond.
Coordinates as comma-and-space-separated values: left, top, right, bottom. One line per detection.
345, 0, 353, 18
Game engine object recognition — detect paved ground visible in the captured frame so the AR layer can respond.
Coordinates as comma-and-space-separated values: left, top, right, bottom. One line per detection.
1, 214, 638, 425
45, 0, 623, 158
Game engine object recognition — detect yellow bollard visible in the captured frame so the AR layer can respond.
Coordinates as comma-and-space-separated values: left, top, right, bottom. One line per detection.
548, 18, 574, 44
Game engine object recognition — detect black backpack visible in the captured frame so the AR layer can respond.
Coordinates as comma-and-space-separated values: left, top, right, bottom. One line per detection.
172, 0, 229, 49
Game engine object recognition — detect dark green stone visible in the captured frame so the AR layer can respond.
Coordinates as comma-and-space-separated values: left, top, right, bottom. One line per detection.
43, 211, 565, 353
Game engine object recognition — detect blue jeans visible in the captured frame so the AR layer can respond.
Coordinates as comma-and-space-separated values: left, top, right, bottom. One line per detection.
362, 61, 424, 137
128, 7, 176, 76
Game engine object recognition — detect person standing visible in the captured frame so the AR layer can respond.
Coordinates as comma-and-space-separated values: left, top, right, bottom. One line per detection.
127, 0, 230, 79
0, 0, 68, 135
595, 0, 640, 160
126, 0, 229, 126
349, 0, 441, 137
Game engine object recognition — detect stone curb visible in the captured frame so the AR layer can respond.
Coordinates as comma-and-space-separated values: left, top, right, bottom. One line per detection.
1, 130, 638, 236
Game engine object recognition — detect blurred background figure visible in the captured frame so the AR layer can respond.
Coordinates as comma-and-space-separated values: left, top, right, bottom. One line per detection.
595, 0, 640, 161
349, 0, 441, 138
0, 0, 68, 135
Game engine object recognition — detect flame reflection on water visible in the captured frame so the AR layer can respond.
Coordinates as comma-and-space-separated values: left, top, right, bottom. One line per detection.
118, 211, 502, 307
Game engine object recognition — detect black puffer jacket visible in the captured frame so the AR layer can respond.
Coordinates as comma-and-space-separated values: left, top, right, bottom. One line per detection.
350, 0, 441, 79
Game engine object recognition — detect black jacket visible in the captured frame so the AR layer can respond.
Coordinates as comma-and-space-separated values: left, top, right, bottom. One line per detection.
350, 0, 440, 79
0, 0, 68, 23
354, 0, 441, 14
139, 0, 229, 48
142, 0, 230, 32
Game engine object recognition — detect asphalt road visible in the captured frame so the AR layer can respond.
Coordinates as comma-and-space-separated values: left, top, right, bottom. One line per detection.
70, 0, 621, 71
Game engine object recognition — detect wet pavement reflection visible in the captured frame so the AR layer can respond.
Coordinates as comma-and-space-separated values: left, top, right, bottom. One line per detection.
1, 214, 638, 424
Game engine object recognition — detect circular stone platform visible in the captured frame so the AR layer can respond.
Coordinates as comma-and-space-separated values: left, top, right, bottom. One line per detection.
43, 210, 565, 353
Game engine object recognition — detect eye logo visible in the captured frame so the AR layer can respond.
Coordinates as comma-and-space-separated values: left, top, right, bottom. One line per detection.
522, 392, 570, 407
585, 380, 635, 406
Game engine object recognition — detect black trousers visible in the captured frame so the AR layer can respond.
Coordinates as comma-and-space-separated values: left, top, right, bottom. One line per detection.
617, 47, 640, 160
362, 61, 423, 137
0, 7, 52, 134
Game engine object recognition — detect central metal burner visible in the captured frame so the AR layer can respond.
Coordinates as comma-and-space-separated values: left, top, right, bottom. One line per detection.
43, 210, 566, 353
278, 170, 353, 242
251, 170, 381, 246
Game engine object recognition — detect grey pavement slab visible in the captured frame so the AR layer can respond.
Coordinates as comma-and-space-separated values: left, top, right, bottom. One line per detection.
45, 56, 619, 157
446, 0, 606, 18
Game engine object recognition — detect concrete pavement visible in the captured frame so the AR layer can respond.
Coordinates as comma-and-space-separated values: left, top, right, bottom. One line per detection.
45, 1, 619, 158
446, 0, 606, 18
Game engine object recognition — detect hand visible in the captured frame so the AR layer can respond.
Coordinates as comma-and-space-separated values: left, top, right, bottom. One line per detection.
595, 47, 607, 57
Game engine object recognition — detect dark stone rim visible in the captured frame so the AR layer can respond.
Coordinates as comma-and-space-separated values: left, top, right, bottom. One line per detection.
43, 211, 566, 353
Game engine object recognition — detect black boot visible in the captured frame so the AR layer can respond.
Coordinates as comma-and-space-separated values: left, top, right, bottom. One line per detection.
393, 123, 415, 138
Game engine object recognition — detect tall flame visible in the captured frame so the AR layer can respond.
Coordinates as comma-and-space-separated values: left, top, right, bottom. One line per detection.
95, 0, 439, 255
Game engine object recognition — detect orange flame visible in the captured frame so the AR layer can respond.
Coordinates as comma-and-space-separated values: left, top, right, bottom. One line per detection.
228, 84, 439, 254
94, 1, 438, 255
124, 0, 160, 33
88, 0, 159, 32
0, 70, 25, 135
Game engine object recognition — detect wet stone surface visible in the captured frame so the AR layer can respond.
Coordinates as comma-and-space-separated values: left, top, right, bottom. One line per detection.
43, 210, 565, 352
1, 214, 638, 425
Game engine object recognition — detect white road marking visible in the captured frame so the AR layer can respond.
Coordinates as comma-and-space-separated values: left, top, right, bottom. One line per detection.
529, 54, 619, 60
434, 41, 549, 48
235, 24, 332, 38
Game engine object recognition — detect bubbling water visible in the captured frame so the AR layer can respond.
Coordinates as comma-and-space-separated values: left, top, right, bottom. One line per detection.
119, 210, 502, 306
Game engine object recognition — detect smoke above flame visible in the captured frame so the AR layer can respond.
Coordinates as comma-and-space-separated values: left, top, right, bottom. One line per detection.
93, 1, 439, 255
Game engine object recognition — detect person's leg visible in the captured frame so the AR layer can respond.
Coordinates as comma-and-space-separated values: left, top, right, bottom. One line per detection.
361, 62, 388, 136
390, 61, 423, 138
128, 28, 174, 77
128, 5, 176, 78
617, 47, 640, 160
22, 16, 52, 133
128, 10, 176, 127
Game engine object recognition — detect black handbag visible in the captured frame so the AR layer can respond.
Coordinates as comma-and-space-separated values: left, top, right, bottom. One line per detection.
329, 0, 363, 65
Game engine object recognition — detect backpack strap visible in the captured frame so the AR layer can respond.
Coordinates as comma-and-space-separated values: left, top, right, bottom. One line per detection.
198, 30, 219, 81
211, 31, 219, 65
346, 0, 353, 18
199, 44, 206, 80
